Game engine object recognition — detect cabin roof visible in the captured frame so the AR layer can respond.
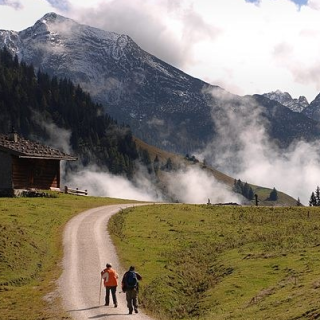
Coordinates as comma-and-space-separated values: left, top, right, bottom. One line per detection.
0, 134, 77, 161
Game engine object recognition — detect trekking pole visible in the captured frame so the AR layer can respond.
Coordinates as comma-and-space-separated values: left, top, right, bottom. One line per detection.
99, 277, 102, 305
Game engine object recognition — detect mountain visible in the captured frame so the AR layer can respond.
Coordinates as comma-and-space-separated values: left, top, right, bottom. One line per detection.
263, 90, 309, 113
1, 12, 320, 154
251, 94, 320, 146
0, 12, 217, 153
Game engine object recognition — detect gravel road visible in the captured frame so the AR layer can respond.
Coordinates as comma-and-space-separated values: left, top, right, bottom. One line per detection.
58, 204, 155, 320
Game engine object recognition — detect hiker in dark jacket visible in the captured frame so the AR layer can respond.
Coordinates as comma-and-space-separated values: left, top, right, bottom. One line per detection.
121, 266, 142, 314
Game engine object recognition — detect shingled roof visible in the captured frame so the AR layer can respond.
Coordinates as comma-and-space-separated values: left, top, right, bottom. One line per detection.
0, 134, 77, 161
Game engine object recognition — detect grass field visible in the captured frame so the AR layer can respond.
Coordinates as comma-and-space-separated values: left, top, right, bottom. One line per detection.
2, 195, 320, 320
109, 204, 320, 320
0, 193, 137, 320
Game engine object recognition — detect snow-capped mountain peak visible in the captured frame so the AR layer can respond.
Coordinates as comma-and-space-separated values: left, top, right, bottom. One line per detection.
263, 90, 309, 113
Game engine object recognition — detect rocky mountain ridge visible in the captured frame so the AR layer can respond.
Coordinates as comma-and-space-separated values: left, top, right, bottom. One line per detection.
263, 90, 309, 113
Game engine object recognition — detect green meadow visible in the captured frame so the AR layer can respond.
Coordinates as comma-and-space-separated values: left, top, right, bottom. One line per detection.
1, 197, 320, 320
109, 204, 320, 320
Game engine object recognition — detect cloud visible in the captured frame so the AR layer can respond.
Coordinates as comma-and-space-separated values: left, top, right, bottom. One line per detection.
239, 140, 320, 205
64, 165, 163, 201
166, 166, 242, 204
0, 0, 55, 31
197, 87, 320, 205
199, 88, 271, 173
31, 110, 72, 154
63, 162, 242, 204
68, 0, 197, 70
308, 0, 320, 10
46, 0, 70, 11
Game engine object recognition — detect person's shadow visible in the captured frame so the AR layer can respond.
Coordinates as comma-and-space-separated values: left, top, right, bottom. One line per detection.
88, 314, 129, 318
67, 305, 129, 317
68, 305, 101, 312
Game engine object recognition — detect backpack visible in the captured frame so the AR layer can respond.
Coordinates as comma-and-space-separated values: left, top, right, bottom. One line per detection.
126, 271, 138, 288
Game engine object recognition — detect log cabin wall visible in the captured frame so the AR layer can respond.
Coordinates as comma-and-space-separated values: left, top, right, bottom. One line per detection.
12, 157, 60, 189
0, 151, 13, 189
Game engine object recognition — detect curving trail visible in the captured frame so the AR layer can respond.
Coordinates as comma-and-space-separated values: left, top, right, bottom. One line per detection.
58, 204, 154, 320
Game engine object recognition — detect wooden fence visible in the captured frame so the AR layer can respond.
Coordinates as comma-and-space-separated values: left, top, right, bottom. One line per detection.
64, 186, 88, 196
50, 186, 88, 196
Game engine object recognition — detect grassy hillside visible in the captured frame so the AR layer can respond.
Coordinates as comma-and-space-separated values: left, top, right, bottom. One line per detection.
0, 194, 138, 320
109, 204, 320, 320
134, 137, 298, 206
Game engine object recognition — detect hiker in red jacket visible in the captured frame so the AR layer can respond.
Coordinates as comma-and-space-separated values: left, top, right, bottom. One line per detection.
101, 263, 119, 307
121, 266, 142, 314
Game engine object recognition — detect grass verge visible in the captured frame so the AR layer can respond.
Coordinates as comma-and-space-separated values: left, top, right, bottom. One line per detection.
109, 204, 320, 320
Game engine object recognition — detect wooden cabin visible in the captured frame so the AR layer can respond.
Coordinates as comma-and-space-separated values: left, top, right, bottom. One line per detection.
0, 132, 77, 196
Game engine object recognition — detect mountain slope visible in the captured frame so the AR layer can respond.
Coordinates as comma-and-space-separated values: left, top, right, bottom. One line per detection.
302, 93, 320, 121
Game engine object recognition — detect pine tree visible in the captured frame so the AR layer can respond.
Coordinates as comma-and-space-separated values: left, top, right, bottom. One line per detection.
269, 188, 278, 201
296, 197, 302, 206
248, 188, 254, 201
153, 155, 160, 174
309, 192, 317, 206
233, 179, 242, 194
243, 182, 250, 199
164, 158, 173, 171
233, 179, 254, 200
316, 186, 320, 205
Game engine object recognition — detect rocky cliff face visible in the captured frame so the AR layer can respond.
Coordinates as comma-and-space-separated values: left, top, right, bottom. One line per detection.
302, 93, 320, 122
1, 12, 320, 154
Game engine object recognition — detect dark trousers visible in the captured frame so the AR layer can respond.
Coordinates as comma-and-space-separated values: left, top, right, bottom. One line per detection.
126, 288, 138, 312
105, 286, 117, 305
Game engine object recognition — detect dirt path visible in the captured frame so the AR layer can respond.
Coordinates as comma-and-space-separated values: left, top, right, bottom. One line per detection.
58, 204, 154, 320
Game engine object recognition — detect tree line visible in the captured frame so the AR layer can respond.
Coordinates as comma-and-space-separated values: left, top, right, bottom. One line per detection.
233, 179, 254, 201
233, 179, 279, 202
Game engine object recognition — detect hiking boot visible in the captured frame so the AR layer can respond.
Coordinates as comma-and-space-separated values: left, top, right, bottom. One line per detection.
114, 304, 117, 308
104, 303, 109, 306
129, 308, 133, 314
134, 308, 138, 313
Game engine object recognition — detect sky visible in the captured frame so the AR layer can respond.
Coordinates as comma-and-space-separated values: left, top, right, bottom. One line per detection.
1, 0, 320, 101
